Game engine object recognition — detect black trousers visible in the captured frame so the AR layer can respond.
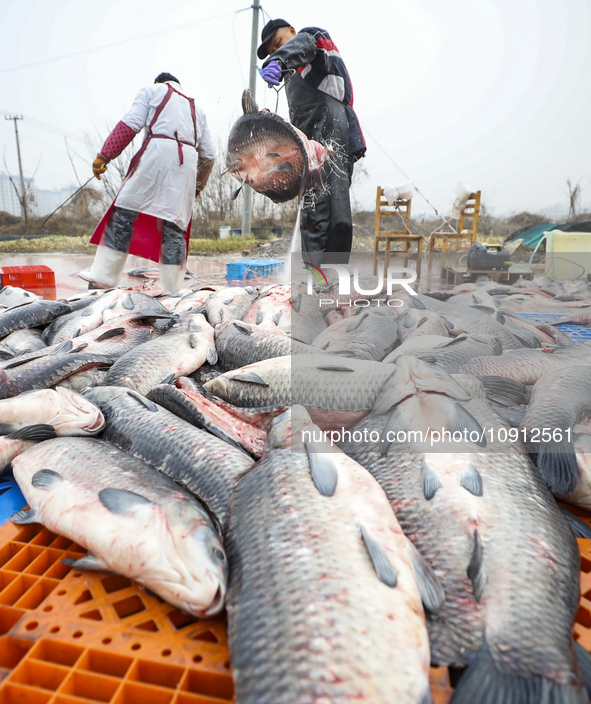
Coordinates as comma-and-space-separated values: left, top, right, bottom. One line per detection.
103, 207, 186, 266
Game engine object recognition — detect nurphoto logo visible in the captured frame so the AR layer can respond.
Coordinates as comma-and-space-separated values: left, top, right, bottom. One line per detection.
304, 263, 417, 308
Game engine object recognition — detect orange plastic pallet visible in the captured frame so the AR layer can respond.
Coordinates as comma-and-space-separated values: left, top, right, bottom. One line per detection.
0, 515, 590, 704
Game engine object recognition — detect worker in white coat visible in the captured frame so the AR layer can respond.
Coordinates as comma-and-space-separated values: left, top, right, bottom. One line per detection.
80, 72, 215, 293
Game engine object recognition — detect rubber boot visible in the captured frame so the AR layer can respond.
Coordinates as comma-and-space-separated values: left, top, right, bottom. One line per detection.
159, 263, 185, 294
79, 246, 128, 288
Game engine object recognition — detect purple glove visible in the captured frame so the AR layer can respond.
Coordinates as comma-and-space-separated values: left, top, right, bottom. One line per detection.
261, 60, 282, 87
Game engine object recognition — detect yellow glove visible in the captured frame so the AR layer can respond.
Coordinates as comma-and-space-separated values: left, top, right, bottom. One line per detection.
92, 155, 108, 180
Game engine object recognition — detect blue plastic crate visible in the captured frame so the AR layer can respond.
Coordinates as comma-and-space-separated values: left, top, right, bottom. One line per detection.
0, 475, 26, 524
226, 259, 285, 280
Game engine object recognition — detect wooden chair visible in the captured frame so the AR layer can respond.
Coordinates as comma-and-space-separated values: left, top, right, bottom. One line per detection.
373, 186, 423, 277
428, 190, 481, 253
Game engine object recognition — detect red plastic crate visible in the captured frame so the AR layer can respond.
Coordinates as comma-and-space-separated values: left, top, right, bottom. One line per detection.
0, 266, 55, 290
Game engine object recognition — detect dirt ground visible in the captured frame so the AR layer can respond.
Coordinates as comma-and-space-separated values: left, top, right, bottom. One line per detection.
0, 252, 233, 299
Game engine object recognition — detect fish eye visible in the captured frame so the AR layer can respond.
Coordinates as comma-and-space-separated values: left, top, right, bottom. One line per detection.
212, 548, 226, 562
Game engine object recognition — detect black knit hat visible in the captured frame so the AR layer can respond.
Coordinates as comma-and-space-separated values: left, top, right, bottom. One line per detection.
257, 19, 291, 60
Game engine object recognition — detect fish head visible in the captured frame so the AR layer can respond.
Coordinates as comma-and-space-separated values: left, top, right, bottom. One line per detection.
226, 112, 310, 203
51, 387, 106, 435
154, 497, 227, 618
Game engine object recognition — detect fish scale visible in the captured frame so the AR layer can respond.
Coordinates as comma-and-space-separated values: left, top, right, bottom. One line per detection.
225, 408, 432, 704
84, 385, 254, 525
340, 399, 586, 703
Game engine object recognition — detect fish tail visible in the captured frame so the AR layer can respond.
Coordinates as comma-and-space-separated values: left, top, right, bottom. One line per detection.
451, 641, 587, 704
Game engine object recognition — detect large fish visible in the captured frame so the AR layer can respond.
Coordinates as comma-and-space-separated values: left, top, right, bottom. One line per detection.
147, 382, 267, 458
225, 407, 435, 704
204, 354, 399, 430
340, 408, 587, 704
0, 387, 104, 436
520, 365, 591, 494
311, 307, 401, 361
226, 90, 330, 203
0, 299, 72, 340
0, 352, 113, 400
214, 320, 316, 370
84, 385, 254, 525
11, 437, 227, 617
103, 314, 217, 395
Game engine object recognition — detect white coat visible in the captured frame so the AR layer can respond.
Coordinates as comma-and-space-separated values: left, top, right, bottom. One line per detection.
114, 80, 214, 231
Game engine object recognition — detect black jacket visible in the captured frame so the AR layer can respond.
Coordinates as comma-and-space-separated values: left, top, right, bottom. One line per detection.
263, 27, 366, 161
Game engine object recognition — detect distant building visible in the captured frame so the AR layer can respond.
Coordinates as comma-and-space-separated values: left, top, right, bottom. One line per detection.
0, 172, 27, 217
0, 172, 76, 217
35, 185, 78, 216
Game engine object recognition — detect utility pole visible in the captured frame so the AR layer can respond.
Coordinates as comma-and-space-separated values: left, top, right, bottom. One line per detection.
4, 114, 27, 223
241, 0, 261, 238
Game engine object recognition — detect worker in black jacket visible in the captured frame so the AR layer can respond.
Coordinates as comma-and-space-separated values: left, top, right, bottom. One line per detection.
259, 19, 366, 266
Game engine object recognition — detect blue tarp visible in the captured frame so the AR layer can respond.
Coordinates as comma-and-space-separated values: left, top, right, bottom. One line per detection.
504, 221, 591, 249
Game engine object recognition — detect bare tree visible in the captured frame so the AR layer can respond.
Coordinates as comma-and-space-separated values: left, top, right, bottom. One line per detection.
567, 178, 581, 220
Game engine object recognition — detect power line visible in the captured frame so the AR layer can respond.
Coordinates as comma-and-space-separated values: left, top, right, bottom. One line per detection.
0, 9, 243, 75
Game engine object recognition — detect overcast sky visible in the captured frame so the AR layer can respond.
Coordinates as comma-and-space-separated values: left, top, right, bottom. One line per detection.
1, 0, 589, 219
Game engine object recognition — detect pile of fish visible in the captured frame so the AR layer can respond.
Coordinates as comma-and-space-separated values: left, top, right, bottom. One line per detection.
3, 273, 591, 702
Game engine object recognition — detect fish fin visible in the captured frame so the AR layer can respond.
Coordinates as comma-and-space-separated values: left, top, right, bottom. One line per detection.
272, 162, 293, 173
99, 488, 154, 516
235, 372, 268, 386
231, 186, 243, 201
380, 407, 407, 454
161, 373, 176, 385
122, 293, 134, 310
559, 506, 591, 539
476, 375, 528, 407
233, 320, 252, 335
51, 340, 74, 354
272, 310, 283, 325
533, 438, 578, 495
292, 293, 302, 313
401, 312, 414, 328
495, 311, 505, 324
346, 312, 369, 332
442, 317, 454, 330
449, 403, 486, 447
95, 328, 125, 342
206, 346, 218, 365
410, 297, 427, 310
574, 641, 591, 698
31, 469, 64, 490
459, 462, 483, 496
11, 508, 38, 524
467, 529, 486, 602
62, 554, 111, 572
360, 524, 397, 587
241, 89, 259, 114
305, 442, 338, 496
416, 355, 437, 364
5, 424, 57, 442
315, 364, 356, 373
255, 310, 264, 325
512, 331, 537, 348
451, 640, 584, 704
265, 152, 281, 158
422, 458, 443, 500
439, 335, 471, 349
125, 390, 159, 412
406, 538, 445, 614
